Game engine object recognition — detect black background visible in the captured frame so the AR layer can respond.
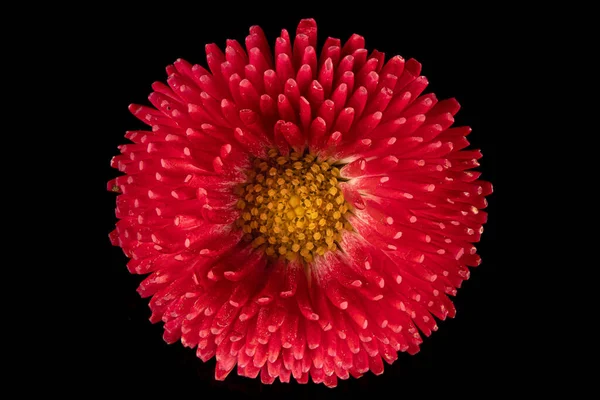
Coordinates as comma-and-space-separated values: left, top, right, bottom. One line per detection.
84, 5, 513, 397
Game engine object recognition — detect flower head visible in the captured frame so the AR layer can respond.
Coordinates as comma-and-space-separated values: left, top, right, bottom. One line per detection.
109, 18, 492, 387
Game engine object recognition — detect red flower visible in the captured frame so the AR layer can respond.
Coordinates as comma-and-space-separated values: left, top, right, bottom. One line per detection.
109, 18, 492, 387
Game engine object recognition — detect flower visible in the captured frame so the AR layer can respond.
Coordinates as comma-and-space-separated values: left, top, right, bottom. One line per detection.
108, 18, 492, 388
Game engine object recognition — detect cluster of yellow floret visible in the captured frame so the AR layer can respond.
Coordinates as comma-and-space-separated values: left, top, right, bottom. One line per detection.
236, 149, 352, 263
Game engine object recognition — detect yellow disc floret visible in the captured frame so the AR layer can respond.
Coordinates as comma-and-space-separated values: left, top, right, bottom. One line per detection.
236, 149, 352, 263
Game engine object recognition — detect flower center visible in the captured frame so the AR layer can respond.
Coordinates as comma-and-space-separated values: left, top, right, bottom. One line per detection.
236, 149, 352, 263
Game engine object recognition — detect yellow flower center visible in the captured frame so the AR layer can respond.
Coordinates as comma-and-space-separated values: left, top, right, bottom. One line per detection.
236, 149, 352, 263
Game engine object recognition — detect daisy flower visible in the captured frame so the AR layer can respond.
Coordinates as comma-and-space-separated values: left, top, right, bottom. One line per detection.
109, 18, 492, 387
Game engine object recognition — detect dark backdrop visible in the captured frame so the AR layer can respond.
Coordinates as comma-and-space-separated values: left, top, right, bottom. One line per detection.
86, 5, 509, 397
